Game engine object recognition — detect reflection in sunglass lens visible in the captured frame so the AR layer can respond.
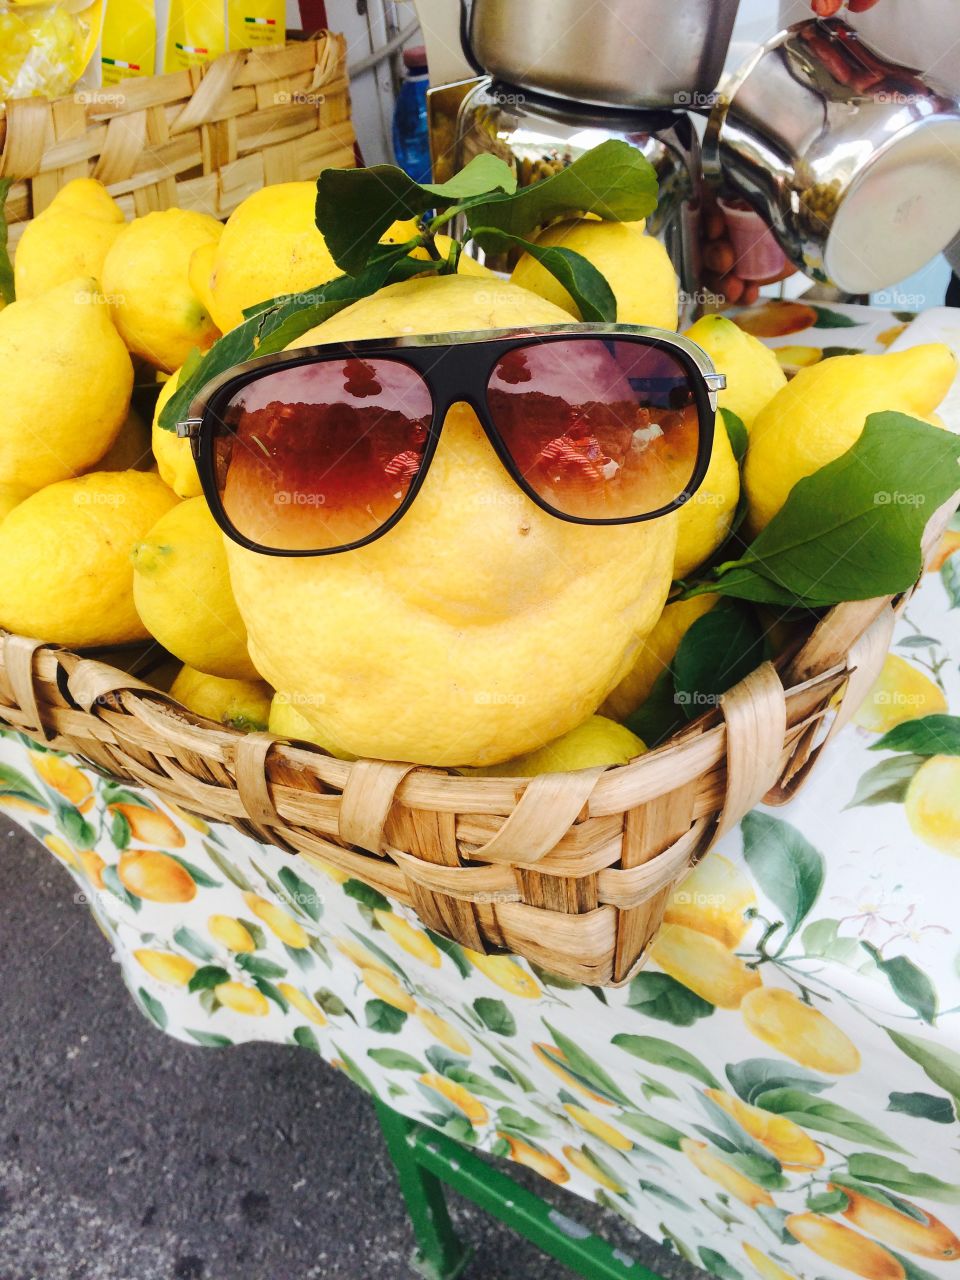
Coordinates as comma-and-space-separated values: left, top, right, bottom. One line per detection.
211, 358, 433, 551
487, 338, 700, 520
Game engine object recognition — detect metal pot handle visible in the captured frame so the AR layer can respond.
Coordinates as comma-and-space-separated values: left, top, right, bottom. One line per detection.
459, 0, 485, 75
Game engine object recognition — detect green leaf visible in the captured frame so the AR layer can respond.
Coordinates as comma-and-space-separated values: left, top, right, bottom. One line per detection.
464, 140, 657, 240
846, 755, 925, 808
0, 178, 14, 305
811, 305, 859, 328
888, 1091, 955, 1123
755, 1089, 907, 1153
292, 1026, 322, 1053
641, 1078, 679, 1102
861, 942, 938, 1024
0, 763, 47, 809
807, 1188, 850, 1214
344, 879, 392, 912
726, 1058, 831, 1106
201, 842, 253, 891
611, 1034, 720, 1088
799, 918, 863, 965
619, 1111, 685, 1149
365, 999, 407, 1034
698, 1247, 743, 1280
165, 853, 222, 889
173, 926, 216, 962
741, 812, 824, 946
185, 1029, 232, 1048
885, 1027, 960, 1109
316, 154, 517, 274
56, 804, 96, 851
333, 1043, 378, 1097
700, 1093, 785, 1166
941, 551, 960, 609
236, 953, 287, 980
284, 942, 315, 972
110, 810, 131, 850
672, 601, 765, 720
427, 929, 472, 978
624, 669, 685, 748
688, 413, 960, 608
755, 1206, 796, 1245
721, 408, 748, 464
253, 976, 289, 1012
278, 866, 323, 921
496, 1107, 552, 1138
138, 988, 167, 1031
444, 1068, 509, 1102
346, 927, 407, 978
626, 973, 714, 1025
473, 997, 516, 1037
313, 987, 348, 1018
188, 964, 230, 993
830, 1172, 931, 1222
470, 228, 616, 322
870, 715, 960, 757
529, 963, 582, 990
847, 1153, 960, 1204
714, 1149, 788, 1191
198, 988, 220, 1016
542, 1022, 634, 1108
101, 865, 140, 912
638, 1181, 691, 1212
367, 1048, 424, 1072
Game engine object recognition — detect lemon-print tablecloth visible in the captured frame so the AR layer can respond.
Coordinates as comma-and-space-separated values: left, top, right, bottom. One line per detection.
6, 304, 960, 1280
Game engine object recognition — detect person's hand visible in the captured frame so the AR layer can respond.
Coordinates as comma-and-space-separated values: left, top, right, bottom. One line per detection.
701, 190, 796, 308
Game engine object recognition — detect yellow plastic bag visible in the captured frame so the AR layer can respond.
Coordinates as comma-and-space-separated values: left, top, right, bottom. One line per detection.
0, 0, 105, 99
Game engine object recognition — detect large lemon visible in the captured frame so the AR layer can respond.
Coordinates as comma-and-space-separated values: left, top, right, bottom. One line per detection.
786, 1214, 904, 1280
468, 715, 645, 776
853, 654, 947, 733
744, 345, 956, 532
741, 986, 860, 1074
649, 923, 761, 1008
151, 369, 203, 498
226, 274, 678, 766
0, 471, 178, 646
509, 218, 677, 329
102, 209, 223, 371
14, 178, 125, 301
662, 851, 756, 948
132, 497, 258, 680
602, 593, 717, 721
268, 692, 357, 760
0, 276, 133, 489
904, 756, 960, 855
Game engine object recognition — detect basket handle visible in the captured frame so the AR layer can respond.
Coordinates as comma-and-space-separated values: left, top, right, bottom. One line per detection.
714, 660, 788, 839
2, 634, 54, 741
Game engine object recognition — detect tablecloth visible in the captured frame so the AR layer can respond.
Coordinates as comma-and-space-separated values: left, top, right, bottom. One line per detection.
5, 303, 960, 1280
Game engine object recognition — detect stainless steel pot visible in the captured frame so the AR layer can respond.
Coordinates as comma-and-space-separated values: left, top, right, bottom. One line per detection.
706, 19, 960, 294
461, 0, 740, 110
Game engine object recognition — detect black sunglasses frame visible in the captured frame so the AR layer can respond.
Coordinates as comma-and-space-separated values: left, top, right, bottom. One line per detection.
178, 323, 724, 558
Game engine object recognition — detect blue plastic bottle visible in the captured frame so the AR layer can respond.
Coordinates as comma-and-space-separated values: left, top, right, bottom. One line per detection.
392, 45, 431, 184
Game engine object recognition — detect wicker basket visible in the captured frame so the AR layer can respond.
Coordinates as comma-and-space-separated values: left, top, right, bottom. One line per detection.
0, 33, 356, 249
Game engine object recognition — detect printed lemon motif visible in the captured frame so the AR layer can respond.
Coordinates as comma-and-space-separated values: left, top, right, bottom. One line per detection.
278, 984, 328, 1027
414, 1007, 472, 1057
532, 1044, 612, 1105
207, 915, 256, 953
361, 968, 416, 1013
418, 1074, 489, 1126
563, 1145, 627, 1194
774, 346, 822, 370
373, 909, 441, 967
43, 834, 78, 868
649, 925, 762, 1008
562, 1104, 633, 1152
30, 752, 94, 811
134, 950, 197, 986
853, 655, 947, 733
786, 1213, 905, 1280
680, 1138, 774, 1209
334, 936, 393, 976
663, 854, 757, 948
499, 1134, 569, 1184
215, 981, 270, 1017
465, 950, 542, 999
108, 802, 186, 848
928, 528, 960, 572
741, 987, 861, 1075
118, 849, 197, 903
704, 1090, 824, 1169
242, 893, 310, 948
79, 851, 105, 888
840, 1185, 960, 1260
904, 756, 960, 856
164, 803, 209, 835
742, 1243, 797, 1280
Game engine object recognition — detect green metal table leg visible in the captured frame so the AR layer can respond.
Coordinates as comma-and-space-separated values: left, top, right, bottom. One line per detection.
375, 1100, 665, 1280
376, 1100, 474, 1280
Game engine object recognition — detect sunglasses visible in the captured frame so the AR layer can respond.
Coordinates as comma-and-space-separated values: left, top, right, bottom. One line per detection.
177, 323, 725, 557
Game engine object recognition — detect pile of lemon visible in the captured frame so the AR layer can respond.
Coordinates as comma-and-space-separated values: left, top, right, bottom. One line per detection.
0, 175, 955, 794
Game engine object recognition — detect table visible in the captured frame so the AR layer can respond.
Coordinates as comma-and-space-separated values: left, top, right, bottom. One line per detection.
5, 303, 960, 1280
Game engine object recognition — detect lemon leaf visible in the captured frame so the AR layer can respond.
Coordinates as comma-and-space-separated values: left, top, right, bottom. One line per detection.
187, 964, 230, 992
870, 714, 960, 756
698, 1247, 743, 1280
846, 754, 925, 808
672, 601, 765, 721
543, 1021, 634, 1108
365, 999, 407, 1034
137, 988, 167, 1031
469, 228, 617, 322
626, 973, 714, 1025
367, 1048, 424, 1072
473, 997, 516, 1037
0, 178, 14, 306
847, 1153, 960, 1204
887, 1091, 955, 1124
619, 1110, 686, 1150
720, 408, 748, 464
756, 1089, 907, 1153
611, 1035, 720, 1089
741, 812, 824, 947
726, 1058, 831, 1105
861, 942, 938, 1025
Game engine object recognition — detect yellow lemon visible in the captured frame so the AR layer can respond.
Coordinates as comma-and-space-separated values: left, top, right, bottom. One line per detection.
79, 850, 106, 888
469, 715, 645, 777
839, 1185, 960, 1261
684, 314, 786, 432
30, 752, 93, 811
93, 406, 152, 473
0, 471, 177, 646
680, 1138, 774, 1209
663, 854, 757, 948
740, 987, 861, 1075
208, 915, 256, 953
743, 1243, 797, 1280
774, 346, 823, 371
278, 983, 328, 1026
649, 924, 761, 1008
744, 344, 956, 532
102, 208, 223, 371
414, 1007, 472, 1056
674, 419, 740, 579
334, 937, 392, 975
226, 274, 677, 767
532, 1044, 611, 1105
562, 1104, 633, 1152
268, 693, 357, 761
107, 802, 186, 848
373, 909, 441, 967
208, 182, 341, 333
854, 654, 948, 733
704, 1089, 824, 1169
381, 219, 495, 278
118, 849, 196, 903
786, 1214, 905, 1280
43, 833, 78, 868
0, 276, 133, 489
563, 1145, 627, 1194
14, 178, 124, 301
602, 594, 718, 721
134, 949, 197, 986
499, 1134, 569, 1184
132, 497, 259, 680
361, 968, 416, 1012
188, 240, 219, 320
169, 666, 273, 733
0, 482, 32, 521
242, 892, 310, 948
904, 756, 960, 856
215, 981, 270, 1016
510, 218, 677, 329
418, 1073, 489, 1126
465, 950, 542, 999
151, 369, 203, 498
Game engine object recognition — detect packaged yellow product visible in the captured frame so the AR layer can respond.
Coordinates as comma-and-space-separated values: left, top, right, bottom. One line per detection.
162, 0, 225, 71
226, 0, 283, 51
0, 0, 105, 99
99, 0, 155, 82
